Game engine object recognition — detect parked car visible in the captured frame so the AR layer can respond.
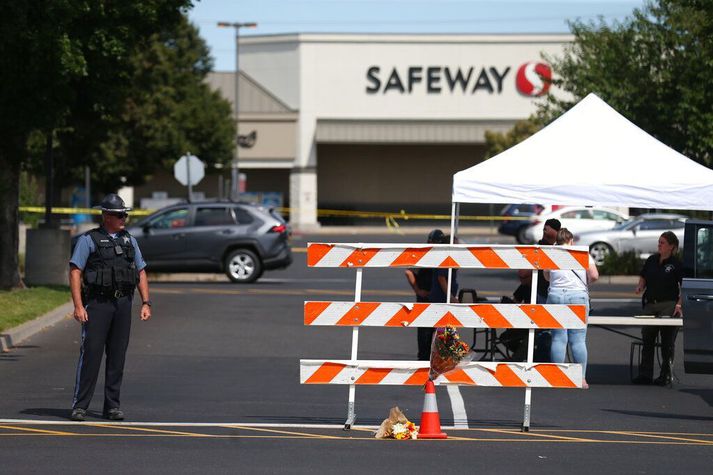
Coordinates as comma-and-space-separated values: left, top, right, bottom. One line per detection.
126, 200, 292, 283
498, 204, 550, 244
575, 213, 687, 265
522, 206, 628, 244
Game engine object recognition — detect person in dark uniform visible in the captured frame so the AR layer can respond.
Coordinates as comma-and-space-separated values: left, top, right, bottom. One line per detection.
633, 231, 683, 386
69, 193, 151, 421
406, 229, 444, 360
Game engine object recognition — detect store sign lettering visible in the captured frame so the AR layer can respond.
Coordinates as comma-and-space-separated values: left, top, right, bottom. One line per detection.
366, 66, 511, 94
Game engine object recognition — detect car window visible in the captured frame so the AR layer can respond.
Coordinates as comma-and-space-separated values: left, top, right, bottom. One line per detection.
592, 210, 621, 221
560, 209, 593, 219
234, 207, 255, 224
638, 220, 672, 231
696, 227, 713, 279
148, 208, 189, 229
194, 207, 235, 226
669, 219, 685, 229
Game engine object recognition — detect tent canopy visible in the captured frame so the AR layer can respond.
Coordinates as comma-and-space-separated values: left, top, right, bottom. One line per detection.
452, 93, 713, 211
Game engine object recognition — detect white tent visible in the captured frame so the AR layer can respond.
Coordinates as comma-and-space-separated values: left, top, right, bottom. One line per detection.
452, 93, 713, 211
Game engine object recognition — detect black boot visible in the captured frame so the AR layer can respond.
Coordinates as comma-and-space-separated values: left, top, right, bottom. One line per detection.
654, 358, 673, 387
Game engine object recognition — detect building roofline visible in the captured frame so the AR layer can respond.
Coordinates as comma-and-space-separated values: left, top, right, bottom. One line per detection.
239, 32, 574, 45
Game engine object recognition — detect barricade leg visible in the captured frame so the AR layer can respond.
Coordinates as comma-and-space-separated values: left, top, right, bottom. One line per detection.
344, 270, 362, 430
345, 384, 356, 430
522, 328, 535, 432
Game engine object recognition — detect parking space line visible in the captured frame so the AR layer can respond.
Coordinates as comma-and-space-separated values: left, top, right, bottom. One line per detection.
0, 425, 77, 436
477, 428, 598, 443
221, 424, 342, 440
600, 430, 713, 445
89, 424, 214, 437
1, 421, 712, 446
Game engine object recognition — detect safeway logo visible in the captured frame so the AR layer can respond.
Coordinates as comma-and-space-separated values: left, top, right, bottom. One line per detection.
515, 62, 552, 97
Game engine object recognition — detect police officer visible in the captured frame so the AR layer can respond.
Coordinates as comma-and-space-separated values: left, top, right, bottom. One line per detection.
69, 193, 151, 421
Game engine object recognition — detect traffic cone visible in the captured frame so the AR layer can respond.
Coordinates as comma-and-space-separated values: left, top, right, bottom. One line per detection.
418, 380, 447, 439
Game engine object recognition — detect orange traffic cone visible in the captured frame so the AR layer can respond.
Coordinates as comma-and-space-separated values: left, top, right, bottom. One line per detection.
418, 380, 447, 439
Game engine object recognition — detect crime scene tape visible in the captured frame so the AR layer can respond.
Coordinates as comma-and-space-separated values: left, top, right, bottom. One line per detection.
19, 206, 532, 222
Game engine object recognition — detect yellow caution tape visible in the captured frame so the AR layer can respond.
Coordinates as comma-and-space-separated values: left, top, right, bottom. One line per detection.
19, 206, 530, 222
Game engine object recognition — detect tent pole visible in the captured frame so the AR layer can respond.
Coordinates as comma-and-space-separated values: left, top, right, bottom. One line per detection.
450, 201, 459, 240
446, 202, 459, 304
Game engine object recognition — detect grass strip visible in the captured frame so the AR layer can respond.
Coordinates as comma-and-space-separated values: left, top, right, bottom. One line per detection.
0, 286, 69, 332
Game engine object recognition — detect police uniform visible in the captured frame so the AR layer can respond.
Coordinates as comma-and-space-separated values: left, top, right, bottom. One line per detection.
636, 253, 683, 385
70, 196, 147, 418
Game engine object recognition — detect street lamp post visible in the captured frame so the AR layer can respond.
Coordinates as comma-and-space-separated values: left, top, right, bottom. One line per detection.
217, 21, 257, 201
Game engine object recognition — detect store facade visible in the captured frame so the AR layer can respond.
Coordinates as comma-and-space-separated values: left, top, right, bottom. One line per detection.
150, 33, 570, 228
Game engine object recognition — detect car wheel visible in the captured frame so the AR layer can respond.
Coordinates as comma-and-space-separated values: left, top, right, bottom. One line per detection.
589, 242, 613, 266
224, 249, 263, 283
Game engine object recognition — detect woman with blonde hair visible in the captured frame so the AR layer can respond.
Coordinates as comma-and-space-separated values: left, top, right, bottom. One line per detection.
544, 228, 599, 389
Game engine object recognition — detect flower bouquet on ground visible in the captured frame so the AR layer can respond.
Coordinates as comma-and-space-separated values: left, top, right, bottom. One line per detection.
374, 406, 418, 440
429, 325, 472, 381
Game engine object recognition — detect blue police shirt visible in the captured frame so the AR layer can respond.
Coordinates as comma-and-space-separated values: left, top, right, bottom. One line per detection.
70, 232, 147, 271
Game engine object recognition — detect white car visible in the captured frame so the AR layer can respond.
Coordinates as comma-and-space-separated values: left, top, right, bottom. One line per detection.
575, 213, 687, 265
522, 206, 629, 244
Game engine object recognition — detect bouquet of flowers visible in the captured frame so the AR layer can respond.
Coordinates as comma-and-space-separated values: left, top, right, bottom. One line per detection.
429, 325, 471, 380
374, 406, 419, 440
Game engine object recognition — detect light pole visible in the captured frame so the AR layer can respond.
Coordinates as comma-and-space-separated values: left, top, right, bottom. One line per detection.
217, 21, 257, 201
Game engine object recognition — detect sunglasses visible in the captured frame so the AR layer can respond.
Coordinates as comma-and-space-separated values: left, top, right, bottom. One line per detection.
107, 212, 128, 219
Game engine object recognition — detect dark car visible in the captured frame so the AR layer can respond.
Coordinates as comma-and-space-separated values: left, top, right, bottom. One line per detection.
497, 204, 548, 244
126, 200, 292, 283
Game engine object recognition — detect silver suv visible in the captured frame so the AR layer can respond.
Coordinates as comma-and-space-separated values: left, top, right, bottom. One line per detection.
127, 201, 292, 283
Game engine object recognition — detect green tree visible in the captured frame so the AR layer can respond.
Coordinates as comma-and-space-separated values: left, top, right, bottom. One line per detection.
0, 1, 192, 289
484, 117, 543, 159
35, 15, 236, 192
541, 0, 713, 166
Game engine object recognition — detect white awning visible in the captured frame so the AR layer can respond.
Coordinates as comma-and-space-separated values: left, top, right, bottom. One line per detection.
452, 93, 713, 211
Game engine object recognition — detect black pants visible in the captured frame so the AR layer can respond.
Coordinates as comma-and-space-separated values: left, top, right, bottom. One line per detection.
72, 295, 133, 411
639, 301, 679, 379
417, 328, 435, 361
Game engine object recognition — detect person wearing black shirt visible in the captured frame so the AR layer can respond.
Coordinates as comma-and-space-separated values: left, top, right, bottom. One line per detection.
535, 218, 561, 360
406, 229, 443, 360
633, 231, 683, 386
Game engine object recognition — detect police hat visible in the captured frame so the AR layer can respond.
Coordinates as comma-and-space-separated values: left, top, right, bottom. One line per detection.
94, 193, 132, 213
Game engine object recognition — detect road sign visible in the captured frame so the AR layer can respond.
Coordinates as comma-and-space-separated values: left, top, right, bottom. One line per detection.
174, 154, 205, 186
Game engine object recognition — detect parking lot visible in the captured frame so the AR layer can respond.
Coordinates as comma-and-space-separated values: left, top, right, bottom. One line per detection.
2, 232, 713, 473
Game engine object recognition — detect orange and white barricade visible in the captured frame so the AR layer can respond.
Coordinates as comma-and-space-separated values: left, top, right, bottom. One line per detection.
301, 243, 589, 431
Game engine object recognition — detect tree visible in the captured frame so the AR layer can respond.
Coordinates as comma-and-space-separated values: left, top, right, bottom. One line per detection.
0, 1, 192, 289
541, 0, 713, 167
28, 15, 236, 193
484, 118, 543, 160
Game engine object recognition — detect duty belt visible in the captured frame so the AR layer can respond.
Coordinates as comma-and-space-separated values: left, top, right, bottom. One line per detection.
87, 289, 132, 300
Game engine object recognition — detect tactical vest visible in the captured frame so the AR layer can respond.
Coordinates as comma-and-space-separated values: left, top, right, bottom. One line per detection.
83, 227, 139, 296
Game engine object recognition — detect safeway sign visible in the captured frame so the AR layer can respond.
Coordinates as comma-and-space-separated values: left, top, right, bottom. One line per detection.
174, 154, 205, 186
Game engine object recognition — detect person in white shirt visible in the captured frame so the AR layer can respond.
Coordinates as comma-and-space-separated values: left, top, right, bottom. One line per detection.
544, 228, 599, 389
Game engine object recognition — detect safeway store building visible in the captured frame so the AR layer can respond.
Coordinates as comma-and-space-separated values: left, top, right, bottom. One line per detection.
138, 33, 571, 229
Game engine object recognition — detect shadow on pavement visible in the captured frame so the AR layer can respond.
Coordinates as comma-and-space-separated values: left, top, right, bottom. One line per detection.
602, 408, 713, 422
20, 408, 74, 419
679, 389, 713, 408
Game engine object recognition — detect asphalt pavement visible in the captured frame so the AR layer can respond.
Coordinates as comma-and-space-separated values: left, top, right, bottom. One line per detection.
2, 232, 713, 474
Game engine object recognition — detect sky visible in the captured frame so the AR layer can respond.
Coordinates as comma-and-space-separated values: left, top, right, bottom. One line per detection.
187, 0, 648, 71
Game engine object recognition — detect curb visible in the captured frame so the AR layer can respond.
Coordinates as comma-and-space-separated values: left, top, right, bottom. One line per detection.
0, 301, 73, 352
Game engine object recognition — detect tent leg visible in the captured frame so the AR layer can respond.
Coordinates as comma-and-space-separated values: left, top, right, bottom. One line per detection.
450, 202, 460, 239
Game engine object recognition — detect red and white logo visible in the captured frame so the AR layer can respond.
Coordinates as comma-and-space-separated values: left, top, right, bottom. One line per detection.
516, 62, 552, 97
